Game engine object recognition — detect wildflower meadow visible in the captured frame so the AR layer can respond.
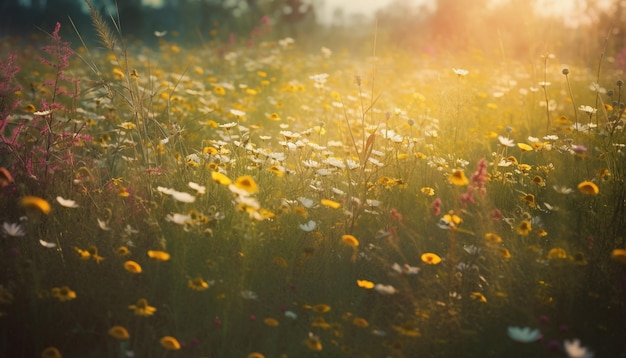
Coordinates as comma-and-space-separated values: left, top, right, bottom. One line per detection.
0, 2, 625, 357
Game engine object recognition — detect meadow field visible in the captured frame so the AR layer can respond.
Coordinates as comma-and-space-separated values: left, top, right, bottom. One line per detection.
0, 4, 625, 358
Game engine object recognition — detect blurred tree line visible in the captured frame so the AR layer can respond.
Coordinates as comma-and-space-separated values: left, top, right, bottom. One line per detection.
0, 0, 319, 45
0, 0, 624, 63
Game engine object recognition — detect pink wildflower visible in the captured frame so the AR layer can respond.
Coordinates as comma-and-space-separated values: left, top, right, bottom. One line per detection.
389, 209, 403, 223
431, 198, 442, 216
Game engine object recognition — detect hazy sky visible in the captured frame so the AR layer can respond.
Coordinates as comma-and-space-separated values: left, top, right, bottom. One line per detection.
318, 0, 431, 24
318, 0, 613, 27
138, 0, 613, 28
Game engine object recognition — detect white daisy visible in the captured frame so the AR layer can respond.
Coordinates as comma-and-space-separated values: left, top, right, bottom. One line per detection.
240, 290, 258, 300
374, 283, 397, 295
165, 213, 192, 225
507, 326, 541, 343
564, 339, 594, 358
299, 220, 317, 232
391, 263, 420, 275
2, 222, 25, 237
498, 136, 515, 147
452, 68, 469, 76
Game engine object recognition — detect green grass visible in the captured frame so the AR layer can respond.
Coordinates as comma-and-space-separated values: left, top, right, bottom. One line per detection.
0, 10, 625, 358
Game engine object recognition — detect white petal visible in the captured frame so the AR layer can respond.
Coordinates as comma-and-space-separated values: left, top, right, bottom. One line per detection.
39, 239, 57, 248
56, 196, 79, 208
157, 186, 175, 195
188, 182, 206, 194
97, 218, 111, 231
170, 191, 196, 203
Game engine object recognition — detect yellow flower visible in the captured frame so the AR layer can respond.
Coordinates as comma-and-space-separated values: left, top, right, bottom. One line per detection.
112, 68, 125, 79
294, 206, 308, 216
128, 298, 157, 316
74, 246, 91, 260
517, 143, 533, 151
119, 122, 136, 130
392, 323, 421, 337
203, 146, 218, 155
211, 171, 232, 185
421, 253, 442, 265
497, 247, 512, 259
611, 249, 626, 264
41, 347, 62, 358
117, 185, 130, 197
555, 116, 570, 125
188, 276, 209, 291
547, 248, 567, 259
506, 156, 518, 165
484, 232, 502, 244
577, 181, 599, 195
320, 199, 341, 209
470, 292, 487, 302
263, 317, 280, 327
516, 220, 532, 236
448, 170, 468, 186
51, 286, 77, 302
115, 246, 130, 256
272, 256, 288, 268
517, 163, 532, 172
214, 86, 226, 95
532, 176, 545, 186
21, 196, 51, 214
247, 353, 266, 358
108, 326, 130, 340
520, 193, 536, 208
443, 213, 463, 226
267, 165, 284, 177
311, 316, 332, 329
204, 120, 219, 128
160, 336, 181, 350
124, 260, 142, 274
268, 112, 281, 121
356, 279, 374, 289
420, 187, 435, 196
596, 168, 611, 180
304, 334, 323, 351
352, 317, 369, 328
312, 304, 331, 313
341, 234, 359, 248
377, 176, 397, 188
185, 159, 200, 168
438, 212, 463, 230
147, 250, 170, 261
484, 131, 498, 139
234, 175, 259, 194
